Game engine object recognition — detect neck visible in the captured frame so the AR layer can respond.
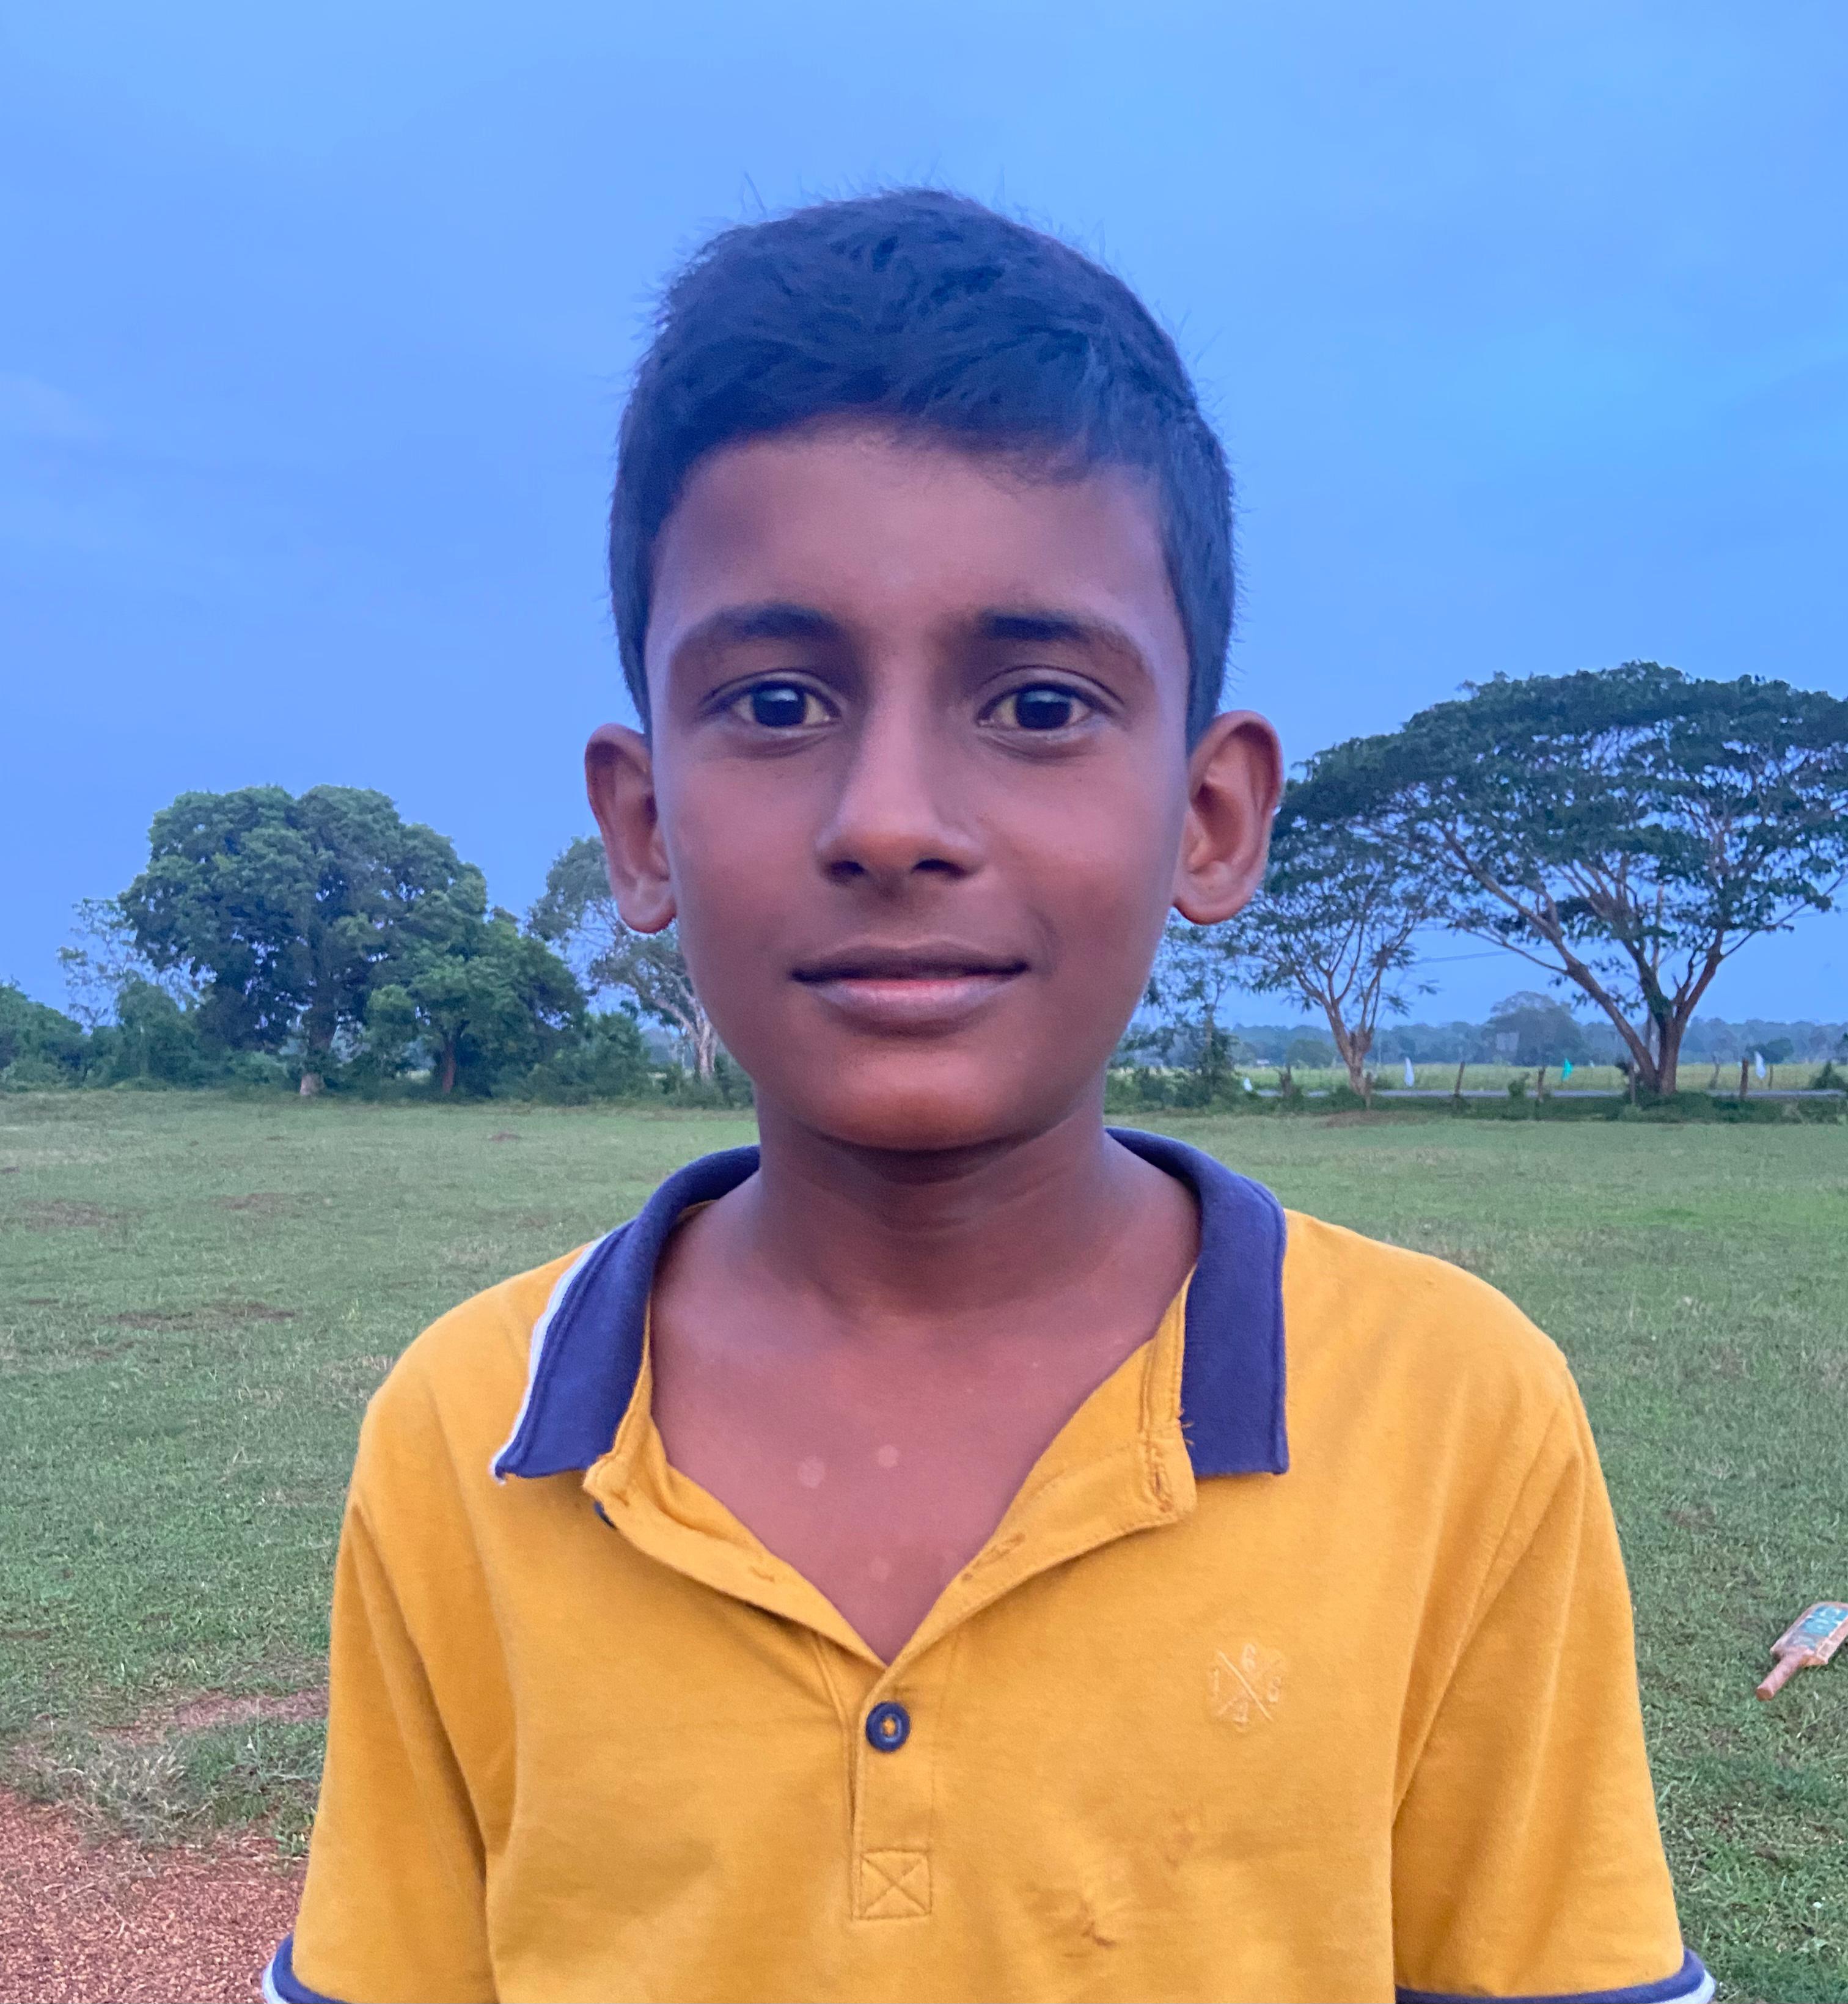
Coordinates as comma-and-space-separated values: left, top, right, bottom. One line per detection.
733, 1091, 1162, 1326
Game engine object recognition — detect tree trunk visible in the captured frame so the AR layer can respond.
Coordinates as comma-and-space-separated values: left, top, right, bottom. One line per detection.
1654, 1012, 1685, 1095
440, 1041, 458, 1095
691, 1010, 721, 1081
1326, 1016, 1371, 1097
1738, 1056, 1749, 1101
1453, 1057, 1466, 1103
299, 1010, 332, 1097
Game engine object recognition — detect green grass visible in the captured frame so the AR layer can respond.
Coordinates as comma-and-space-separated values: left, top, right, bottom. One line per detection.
2, 1095, 1844, 1999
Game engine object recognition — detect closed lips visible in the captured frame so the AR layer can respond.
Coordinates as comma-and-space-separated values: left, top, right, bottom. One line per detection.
791, 949, 1028, 983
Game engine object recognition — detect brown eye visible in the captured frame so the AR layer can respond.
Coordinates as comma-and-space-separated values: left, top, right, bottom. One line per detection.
732, 681, 826, 728
994, 685, 1088, 732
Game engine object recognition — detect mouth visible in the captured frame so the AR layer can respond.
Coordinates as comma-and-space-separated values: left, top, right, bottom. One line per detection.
791, 944, 1030, 1031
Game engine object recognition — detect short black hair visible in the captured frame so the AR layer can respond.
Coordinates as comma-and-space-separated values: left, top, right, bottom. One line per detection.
609, 189, 1233, 742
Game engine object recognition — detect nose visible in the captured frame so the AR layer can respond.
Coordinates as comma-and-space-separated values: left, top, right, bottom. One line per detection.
813, 689, 983, 891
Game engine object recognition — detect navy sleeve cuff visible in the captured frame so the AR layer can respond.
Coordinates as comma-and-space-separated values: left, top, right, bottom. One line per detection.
263, 1934, 347, 2004
1398, 1947, 1714, 2004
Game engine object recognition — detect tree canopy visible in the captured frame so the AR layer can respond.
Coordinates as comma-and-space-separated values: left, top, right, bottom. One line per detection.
119, 786, 475, 1081
1486, 991, 1590, 1070
366, 890, 583, 1096
1287, 662, 1848, 1093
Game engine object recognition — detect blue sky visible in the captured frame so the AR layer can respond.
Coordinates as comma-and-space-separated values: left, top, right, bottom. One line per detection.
4, 1, 1844, 1022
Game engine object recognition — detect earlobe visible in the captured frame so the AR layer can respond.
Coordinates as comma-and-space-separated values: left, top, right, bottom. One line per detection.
1172, 711, 1284, 926
585, 724, 678, 933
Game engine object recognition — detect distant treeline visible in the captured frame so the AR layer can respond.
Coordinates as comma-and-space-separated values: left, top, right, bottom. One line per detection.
1200, 1013, 1848, 1069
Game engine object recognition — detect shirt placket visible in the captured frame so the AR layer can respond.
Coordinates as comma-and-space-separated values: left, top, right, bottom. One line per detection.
833, 1636, 963, 1923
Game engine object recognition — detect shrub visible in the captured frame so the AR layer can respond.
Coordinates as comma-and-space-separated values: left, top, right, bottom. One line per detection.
519, 1011, 654, 1103
0, 983, 89, 1087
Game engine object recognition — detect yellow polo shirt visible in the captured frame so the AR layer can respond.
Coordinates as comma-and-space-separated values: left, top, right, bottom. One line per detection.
265, 1131, 1708, 2004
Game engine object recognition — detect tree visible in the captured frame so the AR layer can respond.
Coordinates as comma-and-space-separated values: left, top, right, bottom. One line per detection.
1486, 991, 1590, 1070
1237, 804, 1439, 1098
0, 983, 89, 1084
368, 892, 583, 1096
529, 837, 721, 1079
93, 980, 207, 1085
119, 786, 474, 1089
1289, 664, 1848, 1096
1134, 920, 1246, 1103
1759, 1035, 1795, 1089
57, 897, 198, 1029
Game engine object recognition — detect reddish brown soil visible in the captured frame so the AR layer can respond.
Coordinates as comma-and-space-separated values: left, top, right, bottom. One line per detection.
0, 1788, 303, 2004
102, 1688, 327, 1746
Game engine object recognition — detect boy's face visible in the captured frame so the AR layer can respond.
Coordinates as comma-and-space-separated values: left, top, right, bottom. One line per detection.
589, 425, 1280, 1154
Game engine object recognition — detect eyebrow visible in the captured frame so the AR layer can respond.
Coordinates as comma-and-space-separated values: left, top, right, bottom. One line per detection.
978, 605, 1138, 653
675, 601, 845, 653
977, 606, 1152, 677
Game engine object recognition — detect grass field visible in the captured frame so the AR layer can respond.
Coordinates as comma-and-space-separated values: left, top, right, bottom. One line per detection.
2, 1093, 1844, 2002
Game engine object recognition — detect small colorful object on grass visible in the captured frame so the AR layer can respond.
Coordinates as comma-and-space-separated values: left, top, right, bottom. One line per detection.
1756, 1601, 1848, 1700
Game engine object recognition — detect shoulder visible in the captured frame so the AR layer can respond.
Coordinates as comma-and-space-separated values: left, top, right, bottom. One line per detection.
352, 1249, 591, 1504
1279, 1208, 1582, 1458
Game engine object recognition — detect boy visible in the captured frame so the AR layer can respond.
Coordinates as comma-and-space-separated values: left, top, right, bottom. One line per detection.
266, 191, 1709, 2003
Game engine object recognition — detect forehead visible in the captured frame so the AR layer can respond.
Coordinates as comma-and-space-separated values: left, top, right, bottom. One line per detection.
645, 425, 1186, 678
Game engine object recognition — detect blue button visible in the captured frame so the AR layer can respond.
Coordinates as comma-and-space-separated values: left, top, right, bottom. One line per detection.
865, 1701, 911, 1752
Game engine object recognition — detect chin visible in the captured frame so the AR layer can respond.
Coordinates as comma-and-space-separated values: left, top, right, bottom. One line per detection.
762, 1048, 1092, 1159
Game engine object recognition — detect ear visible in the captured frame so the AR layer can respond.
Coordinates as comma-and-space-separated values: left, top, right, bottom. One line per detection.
1172, 711, 1283, 925
585, 724, 677, 933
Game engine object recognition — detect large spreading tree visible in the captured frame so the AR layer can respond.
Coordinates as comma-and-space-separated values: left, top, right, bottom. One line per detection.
119, 785, 481, 1088
1288, 663, 1848, 1094
1132, 919, 1250, 1101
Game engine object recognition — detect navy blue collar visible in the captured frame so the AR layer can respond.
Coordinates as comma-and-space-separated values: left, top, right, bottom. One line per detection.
492, 1128, 1288, 1484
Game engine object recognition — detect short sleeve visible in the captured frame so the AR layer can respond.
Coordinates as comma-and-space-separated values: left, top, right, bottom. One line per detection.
264, 1502, 495, 2004
1392, 1388, 1711, 2004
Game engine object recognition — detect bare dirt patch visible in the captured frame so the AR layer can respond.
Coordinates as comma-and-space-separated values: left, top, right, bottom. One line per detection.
214, 1193, 303, 1217
0, 1786, 301, 2004
105, 1689, 327, 1746
106, 1300, 299, 1332
18, 1201, 131, 1230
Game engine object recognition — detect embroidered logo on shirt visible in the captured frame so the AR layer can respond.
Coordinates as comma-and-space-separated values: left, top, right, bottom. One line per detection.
1209, 1643, 1285, 1728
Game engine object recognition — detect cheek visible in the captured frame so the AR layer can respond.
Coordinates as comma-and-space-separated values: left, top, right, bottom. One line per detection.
1029, 789, 1183, 986
658, 774, 799, 969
